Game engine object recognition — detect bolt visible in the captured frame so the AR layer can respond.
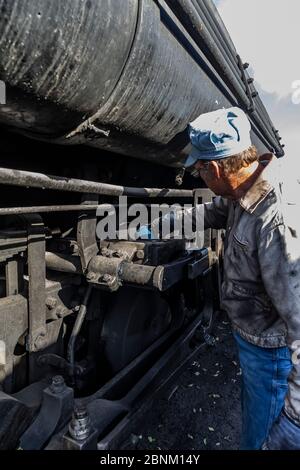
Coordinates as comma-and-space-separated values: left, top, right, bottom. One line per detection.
68, 406, 92, 441
175, 168, 185, 187
46, 297, 57, 310
50, 375, 66, 394
102, 274, 112, 282
136, 250, 144, 260
70, 241, 78, 253
86, 272, 96, 281
34, 332, 46, 350
101, 248, 113, 258
74, 407, 88, 420
56, 306, 67, 318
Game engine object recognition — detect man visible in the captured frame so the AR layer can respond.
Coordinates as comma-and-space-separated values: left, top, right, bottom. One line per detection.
182, 107, 300, 450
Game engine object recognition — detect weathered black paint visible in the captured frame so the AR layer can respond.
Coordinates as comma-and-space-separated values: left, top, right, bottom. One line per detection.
0, 0, 284, 166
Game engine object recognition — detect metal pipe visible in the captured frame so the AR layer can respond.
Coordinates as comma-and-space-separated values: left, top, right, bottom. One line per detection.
120, 263, 159, 287
87, 255, 160, 288
0, 167, 193, 198
203, 0, 237, 54
255, 92, 277, 130
201, 0, 238, 60
192, 0, 242, 82
251, 111, 281, 153
195, 0, 277, 144
67, 284, 93, 378
201, 0, 282, 151
0, 229, 27, 237
0, 204, 111, 216
46, 251, 162, 289
164, 0, 283, 155
205, 0, 281, 149
191, 1, 247, 96
165, 0, 250, 110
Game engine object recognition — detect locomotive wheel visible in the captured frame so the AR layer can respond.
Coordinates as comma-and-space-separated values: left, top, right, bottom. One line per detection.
101, 287, 172, 374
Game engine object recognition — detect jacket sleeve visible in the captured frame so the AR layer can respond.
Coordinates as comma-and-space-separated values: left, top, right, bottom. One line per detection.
149, 195, 229, 238
257, 221, 300, 424
177, 196, 229, 231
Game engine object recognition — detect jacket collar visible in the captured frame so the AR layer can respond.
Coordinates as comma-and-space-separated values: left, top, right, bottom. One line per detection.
238, 155, 280, 214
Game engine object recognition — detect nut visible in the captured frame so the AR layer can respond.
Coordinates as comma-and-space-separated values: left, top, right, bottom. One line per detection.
50, 375, 66, 394
46, 297, 57, 310
86, 272, 96, 281
136, 250, 144, 260
56, 306, 67, 318
68, 406, 92, 441
34, 333, 46, 350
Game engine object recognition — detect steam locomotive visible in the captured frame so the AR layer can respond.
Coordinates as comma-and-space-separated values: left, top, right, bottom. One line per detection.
0, 0, 283, 449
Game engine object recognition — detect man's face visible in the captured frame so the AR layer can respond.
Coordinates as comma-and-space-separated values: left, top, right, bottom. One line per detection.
193, 160, 228, 196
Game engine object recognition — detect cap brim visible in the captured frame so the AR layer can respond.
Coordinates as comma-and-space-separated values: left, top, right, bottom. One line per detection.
184, 146, 203, 168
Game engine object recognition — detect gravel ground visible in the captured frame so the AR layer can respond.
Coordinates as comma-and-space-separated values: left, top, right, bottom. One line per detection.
121, 312, 242, 450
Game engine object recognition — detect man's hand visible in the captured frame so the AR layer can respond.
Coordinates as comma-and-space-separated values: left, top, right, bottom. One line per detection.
135, 225, 154, 239
262, 410, 300, 450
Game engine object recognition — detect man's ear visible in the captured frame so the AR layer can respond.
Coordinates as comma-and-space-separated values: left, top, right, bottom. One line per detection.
209, 161, 221, 179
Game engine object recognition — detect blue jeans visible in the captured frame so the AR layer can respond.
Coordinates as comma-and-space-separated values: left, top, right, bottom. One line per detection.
233, 331, 292, 450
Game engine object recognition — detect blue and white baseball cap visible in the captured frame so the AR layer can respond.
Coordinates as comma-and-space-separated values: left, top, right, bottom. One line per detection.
184, 107, 252, 168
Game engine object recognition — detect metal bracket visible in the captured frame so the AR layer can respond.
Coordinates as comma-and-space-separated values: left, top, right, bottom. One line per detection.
87, 255, 124, 291
0, 229, 27, 263
77, 194, 99, 273
0, 391, 33, 450
5, 256, 19, 296
19, 376, 74, 450
66, 120, 110, 140
23, 214, 47, 354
